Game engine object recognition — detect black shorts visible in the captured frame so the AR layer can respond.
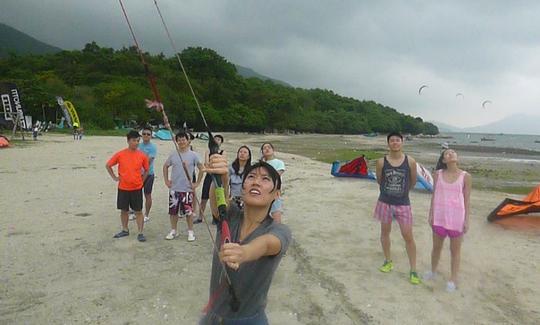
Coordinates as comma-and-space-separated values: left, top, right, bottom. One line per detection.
143, 174, 155, 195
201, 174, 213, 200
117, 189, 143, 211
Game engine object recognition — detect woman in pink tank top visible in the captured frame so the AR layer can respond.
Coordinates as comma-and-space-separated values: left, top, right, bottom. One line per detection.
425, 149, 472, 292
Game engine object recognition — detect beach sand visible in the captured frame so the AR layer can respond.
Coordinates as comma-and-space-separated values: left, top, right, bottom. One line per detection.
1, 133, 539, 324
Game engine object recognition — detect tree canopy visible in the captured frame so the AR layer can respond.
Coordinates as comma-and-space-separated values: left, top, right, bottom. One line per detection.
0, 42, 438, 134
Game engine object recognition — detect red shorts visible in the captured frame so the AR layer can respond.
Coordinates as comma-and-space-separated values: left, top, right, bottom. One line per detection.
374, 200, 413, 225
169, 191, 194, 216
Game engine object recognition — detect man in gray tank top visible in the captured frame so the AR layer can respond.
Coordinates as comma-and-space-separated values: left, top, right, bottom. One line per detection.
374, 132, 421, 284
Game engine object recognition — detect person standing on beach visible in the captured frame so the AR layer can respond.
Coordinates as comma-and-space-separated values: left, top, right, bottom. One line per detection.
163, 132, 204, 241
106, 130, 149, 242
138, 126, 157, 223
196, 134, 225, 224
188, 132, 201, 222
200, 156, 291, 324
425, 148, 472, 292
261, 142, 285, 223
374, 132, 420, 284
229, 145, 252, 209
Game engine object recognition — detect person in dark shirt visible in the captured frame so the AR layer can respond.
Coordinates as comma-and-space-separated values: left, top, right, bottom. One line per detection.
374, 132, 420, 284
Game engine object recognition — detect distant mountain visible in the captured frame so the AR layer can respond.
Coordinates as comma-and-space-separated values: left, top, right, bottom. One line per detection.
433, 114, 540, 135
463, 114, 540, 135
235, 65, 291, 87
0, 22, 62, 58
430, 121, 462, 133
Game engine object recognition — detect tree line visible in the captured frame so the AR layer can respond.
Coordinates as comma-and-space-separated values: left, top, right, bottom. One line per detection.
0, 42, 438, 135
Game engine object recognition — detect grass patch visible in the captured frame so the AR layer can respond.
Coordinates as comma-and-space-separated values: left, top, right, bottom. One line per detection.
6, 139, 37, 148
49, 129, 133, 137
490, 186, 533, 195
312, 149, 384, 164
246, 135, 385, 164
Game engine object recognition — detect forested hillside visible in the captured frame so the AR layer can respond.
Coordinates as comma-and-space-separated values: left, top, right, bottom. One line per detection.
0, 42, 438, 134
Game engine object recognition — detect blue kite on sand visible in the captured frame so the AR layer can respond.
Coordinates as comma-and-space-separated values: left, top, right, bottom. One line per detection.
154, 129, 173, 140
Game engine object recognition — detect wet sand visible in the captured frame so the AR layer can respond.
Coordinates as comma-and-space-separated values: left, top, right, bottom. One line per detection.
1, 133, 539, 324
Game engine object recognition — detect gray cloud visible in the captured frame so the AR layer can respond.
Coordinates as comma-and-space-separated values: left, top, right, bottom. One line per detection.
2, 0, 540, 127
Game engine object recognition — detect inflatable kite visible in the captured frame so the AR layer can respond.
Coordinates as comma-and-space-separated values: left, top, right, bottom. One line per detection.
0, 135, 9, 148
415, 162, 434, 192
487, 185, 540, 222
331, 156, 376, 180
154, 129, 173, 140
331, 158, 434, 192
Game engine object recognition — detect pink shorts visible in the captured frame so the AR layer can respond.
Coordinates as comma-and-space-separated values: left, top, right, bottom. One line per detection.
432, 225, 463, 238
169, 191, 194, 216
374, 200, 413, 225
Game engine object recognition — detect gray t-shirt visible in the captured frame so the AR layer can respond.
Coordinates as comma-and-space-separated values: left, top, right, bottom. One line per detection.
165, 150, 200, 192
228, 165, 244, 198
206, 205, 292, 319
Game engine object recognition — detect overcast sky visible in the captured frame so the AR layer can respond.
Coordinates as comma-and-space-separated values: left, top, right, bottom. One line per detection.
2, 0, 540, 127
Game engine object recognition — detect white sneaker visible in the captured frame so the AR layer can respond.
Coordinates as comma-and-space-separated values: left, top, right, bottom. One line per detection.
423, 271, 437, 281
446, 281, 457, 292
128, 213, 136, 221
187, 231, 195, 242
165, 230, 177, 240
144, 216, 150, 223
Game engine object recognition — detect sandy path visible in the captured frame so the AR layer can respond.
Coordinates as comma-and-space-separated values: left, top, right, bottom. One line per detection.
1, 133, 539, 324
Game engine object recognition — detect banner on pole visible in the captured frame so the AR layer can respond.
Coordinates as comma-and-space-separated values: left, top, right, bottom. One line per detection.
0, 82, 28, 129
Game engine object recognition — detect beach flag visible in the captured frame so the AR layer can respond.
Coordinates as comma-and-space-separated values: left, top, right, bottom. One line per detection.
0, 82, 28, 129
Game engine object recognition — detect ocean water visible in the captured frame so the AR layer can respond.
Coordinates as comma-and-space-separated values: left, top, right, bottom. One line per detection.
438, 132, 540, 152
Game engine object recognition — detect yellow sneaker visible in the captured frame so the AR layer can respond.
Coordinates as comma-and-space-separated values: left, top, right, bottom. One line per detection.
410, 271, 421, 285
379, 260, 394, 273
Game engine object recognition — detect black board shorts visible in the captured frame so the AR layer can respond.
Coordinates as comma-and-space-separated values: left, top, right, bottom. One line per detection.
201, 173, 213, 200
117, 188, 143, 211
143, 174, 155, 195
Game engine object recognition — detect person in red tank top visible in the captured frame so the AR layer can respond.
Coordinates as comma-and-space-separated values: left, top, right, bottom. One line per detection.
106, 130, 149, 242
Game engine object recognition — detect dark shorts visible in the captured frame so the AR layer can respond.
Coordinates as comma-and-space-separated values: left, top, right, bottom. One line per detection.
169, 191, 194, 216
143, 174, 155, 195
202, 174, 213, 200
200, 311, 268, 325
117, 189, 143, 212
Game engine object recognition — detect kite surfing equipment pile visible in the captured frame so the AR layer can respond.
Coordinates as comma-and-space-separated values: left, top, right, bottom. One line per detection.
331, 156, 376, 179
331, 158, 434, 192
154, 129, 172, 140
415, 162, 434, 192
487, 184, 540, 222
0, 135, 9, 148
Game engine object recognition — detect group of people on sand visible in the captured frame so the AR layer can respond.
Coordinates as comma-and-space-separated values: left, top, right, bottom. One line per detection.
105, 128, 290, 324
105, 128, 470, 324
374, 132, 471, 293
